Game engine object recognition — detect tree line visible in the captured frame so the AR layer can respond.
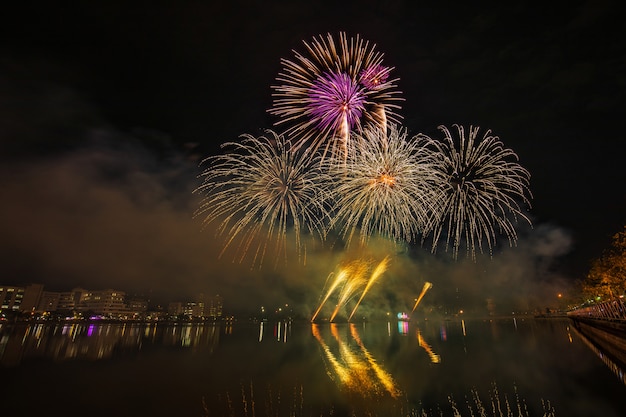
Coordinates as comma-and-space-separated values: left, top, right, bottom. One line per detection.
577, 226, 626, 303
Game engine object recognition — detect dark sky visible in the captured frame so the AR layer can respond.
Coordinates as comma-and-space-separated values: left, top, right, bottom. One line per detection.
1, 1, 624, 314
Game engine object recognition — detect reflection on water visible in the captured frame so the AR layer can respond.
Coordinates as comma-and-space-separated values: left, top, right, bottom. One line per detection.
311, 323, 402, 398
417, 329, 440, 363
0, 321, 222, 367
1, 318, 625, 417
569, 322, 626, 385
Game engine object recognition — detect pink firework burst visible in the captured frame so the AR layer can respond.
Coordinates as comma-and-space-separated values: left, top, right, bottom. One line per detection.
269, 32, 403, 157
308, 72, 366, 133
359, 64, 390, 90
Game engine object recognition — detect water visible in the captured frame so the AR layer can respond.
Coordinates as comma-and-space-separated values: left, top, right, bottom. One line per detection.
0, 317, 624, 417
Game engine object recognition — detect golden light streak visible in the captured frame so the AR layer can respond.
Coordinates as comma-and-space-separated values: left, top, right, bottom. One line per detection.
329, 270, 367, 321
348, 256, 390, 321
411, 281, 433, 314
350, 324, 401, 398
312, 323, 403, 399
417, 329, 440, 363
311, 270, 348, 322
311, 324, 351, 384
314, 257, 391, 323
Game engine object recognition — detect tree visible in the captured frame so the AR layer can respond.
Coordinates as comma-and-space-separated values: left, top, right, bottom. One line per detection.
581, 226, 626, 301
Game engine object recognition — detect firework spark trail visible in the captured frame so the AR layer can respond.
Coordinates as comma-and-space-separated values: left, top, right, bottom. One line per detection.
411, 282, 433, 314
311, 269, 349, 322
269, 32, 403, 159
330, 124, 445, 247
329, 262, 369, 322
348, 256, 391, 321
418, 124, 533, 260
194, 130, 332, 268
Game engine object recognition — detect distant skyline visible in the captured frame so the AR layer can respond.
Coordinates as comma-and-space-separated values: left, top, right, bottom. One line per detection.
1, 2, 624, 314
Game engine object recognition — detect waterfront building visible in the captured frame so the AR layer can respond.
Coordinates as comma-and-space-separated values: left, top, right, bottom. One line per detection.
37, 291, 61, 313
209, 294, 223, 319
126, 298, 148, 317
168, 302, 183, 317
80, 289, 127, 317
1, 283, 226, 320
0, 284, 46, 314
0, 286, 24, 312
20, 284, 44, 313
56, 288, 89, 313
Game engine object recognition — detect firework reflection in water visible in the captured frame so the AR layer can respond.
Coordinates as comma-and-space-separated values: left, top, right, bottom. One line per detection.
419, 124, 533, 260
311, 323, 402, 399
194, 130, 332, 267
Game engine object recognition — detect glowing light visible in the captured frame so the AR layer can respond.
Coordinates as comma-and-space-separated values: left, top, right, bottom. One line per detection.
398, 321, 409, 335
269, 32, 403, 158
397, 312, 409, 321
417, 329, 441, 363
308, 72, 366, 133
348, 256, 390, 321
329, 265, 368, 322
418, 124, 533, 259
329, 124, 444, 246
350, 324, 402, 398
194, 130, 332, 267
311, 269, 349, 322
411, 282, 433, 314
312, 257, 391, 322
311, 324, 351, 384
311, 323, 401, 398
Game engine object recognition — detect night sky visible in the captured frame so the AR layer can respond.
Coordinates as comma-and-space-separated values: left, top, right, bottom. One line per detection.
1, 1, 624, 314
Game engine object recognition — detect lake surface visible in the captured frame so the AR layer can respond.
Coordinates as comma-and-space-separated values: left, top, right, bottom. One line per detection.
1, 317, 624, 417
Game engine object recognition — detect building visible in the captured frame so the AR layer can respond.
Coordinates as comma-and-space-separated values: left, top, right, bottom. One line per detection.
168, 302, 184, 317
0, 286, 24, 312
37, 291, 61, 313
209, 294, 223, 319
20, 284, 44, 313
0, 284, 45, 314
56, 288, 89, 312
80, 289, 127, 317
0, 283, 224, 320
126, 298, 148, 316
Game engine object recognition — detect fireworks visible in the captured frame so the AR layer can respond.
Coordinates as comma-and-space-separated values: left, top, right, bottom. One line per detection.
269, 32, 403, 158
348, 256, 390, 321
329, 124, 445, 247
411, 282, 433, 314
419, 125, 533, 259
312, 257, 390, 322
193, 130, 332, 267
194, 31, 535, 310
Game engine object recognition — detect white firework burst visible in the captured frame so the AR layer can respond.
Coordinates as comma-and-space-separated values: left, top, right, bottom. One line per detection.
328, 124, 444, 247
419, 124, 533, 259
194, 130, 332, 267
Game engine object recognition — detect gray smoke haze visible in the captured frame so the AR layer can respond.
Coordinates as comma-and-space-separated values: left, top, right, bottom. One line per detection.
0, 132, 574, 316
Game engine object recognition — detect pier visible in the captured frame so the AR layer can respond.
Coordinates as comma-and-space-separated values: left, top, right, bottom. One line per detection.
567, 297, 626, 381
